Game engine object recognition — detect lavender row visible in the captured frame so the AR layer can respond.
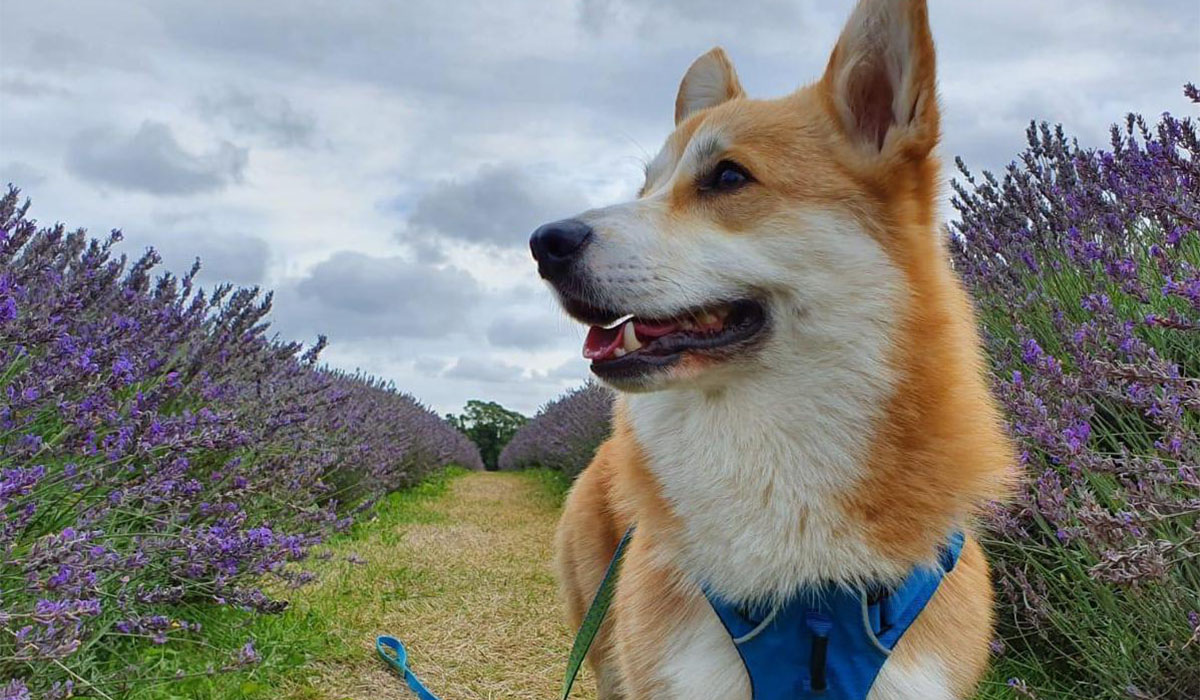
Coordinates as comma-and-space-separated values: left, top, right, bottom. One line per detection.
498, 382, 613, 478
949, 87, 1198, 695
0, 189, 481, 698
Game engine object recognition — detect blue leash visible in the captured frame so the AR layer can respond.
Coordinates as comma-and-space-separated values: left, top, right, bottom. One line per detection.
376, 636, 441, 700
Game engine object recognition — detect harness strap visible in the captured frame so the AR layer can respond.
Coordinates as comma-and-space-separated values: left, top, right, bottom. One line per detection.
560, 525, 635, 700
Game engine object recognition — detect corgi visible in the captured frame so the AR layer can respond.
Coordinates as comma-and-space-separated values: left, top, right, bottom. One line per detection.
530, 0, 1013, 697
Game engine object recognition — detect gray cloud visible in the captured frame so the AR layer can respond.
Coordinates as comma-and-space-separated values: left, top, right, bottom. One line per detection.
66, 121, 248, 195
579, 0, 805, 38
397, 230, 449, 264
138, 0, 1197, 178
405, 164, 589, 248
160, 232, 270, 286
3, 0, 1194, 415
443, 357, 527, 384
0, 76, 72, 99
293, 251, 479, 339
413, 357, 449, 376
197, 87, 317, 148
2, 161, 48, 189
531, 357, 590, 383
21, 29, 149, 74
486, 313, 568, 351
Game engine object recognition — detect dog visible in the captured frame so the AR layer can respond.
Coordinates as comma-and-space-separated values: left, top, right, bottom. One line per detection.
530, 0, 1013, 697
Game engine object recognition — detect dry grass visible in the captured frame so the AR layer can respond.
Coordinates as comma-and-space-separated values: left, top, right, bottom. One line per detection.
278, 470, 595, 699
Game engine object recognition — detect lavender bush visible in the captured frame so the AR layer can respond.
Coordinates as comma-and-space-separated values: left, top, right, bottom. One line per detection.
498, 382, 613, 478
951, 88, 1198, 697
0, 189, 481, 698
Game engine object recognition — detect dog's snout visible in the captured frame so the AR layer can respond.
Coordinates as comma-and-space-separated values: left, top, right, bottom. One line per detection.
530, 219, 593, 280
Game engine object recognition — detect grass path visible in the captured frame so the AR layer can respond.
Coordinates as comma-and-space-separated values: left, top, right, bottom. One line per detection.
278, 469, 594, 700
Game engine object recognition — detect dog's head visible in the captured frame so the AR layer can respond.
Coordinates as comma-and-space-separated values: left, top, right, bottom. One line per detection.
532, 0, 942, 393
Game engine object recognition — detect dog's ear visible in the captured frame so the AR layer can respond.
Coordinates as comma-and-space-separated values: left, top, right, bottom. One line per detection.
675, 47, 745, 126
821, 0, 939, 159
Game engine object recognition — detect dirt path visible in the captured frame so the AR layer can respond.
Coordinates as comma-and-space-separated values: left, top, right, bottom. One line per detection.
281, 471, 595, 700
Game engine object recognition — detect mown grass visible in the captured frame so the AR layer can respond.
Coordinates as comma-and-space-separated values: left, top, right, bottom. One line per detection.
277, 467, 584, 699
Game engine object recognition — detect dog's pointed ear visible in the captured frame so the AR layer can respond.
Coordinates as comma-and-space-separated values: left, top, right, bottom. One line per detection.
675, 47, 745, 125
821, 0, 939, 159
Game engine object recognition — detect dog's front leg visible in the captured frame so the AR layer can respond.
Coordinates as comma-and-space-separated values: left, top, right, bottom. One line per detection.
611, 545, 751, 699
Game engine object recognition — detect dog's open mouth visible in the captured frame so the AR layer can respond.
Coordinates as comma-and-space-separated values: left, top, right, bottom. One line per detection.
578, 299, 767, 378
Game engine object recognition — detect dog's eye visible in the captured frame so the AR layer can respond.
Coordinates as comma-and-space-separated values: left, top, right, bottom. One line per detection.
702, 161, 752, 192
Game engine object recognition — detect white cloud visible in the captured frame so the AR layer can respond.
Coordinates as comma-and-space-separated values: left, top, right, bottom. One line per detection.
443, 357, 528, 384
1, 161, 47, 188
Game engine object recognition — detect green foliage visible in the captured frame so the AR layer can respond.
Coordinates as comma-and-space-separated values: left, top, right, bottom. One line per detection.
447, 400, 528, 470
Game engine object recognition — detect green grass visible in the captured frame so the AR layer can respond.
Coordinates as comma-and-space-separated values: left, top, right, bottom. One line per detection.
100, 466, 469, 700
518, 467, 573, 509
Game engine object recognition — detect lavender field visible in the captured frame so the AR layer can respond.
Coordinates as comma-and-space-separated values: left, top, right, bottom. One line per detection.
501, 94, 1200, 698
0, 189, 481, 698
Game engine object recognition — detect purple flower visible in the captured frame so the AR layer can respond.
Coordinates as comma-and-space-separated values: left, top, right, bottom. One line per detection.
0, 680, 31, 700
236, 640, 260, 665
0, 296, 17, 323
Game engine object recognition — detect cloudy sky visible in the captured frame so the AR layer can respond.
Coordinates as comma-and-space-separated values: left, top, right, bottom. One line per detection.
1, 1, 1196, 415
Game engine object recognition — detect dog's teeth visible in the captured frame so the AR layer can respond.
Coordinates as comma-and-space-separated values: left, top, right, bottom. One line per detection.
699, 311, 718, 326
680, 319, 695, 331
614, 347, 627, 358
603, 314, 635, 330
622, 321, 642, 352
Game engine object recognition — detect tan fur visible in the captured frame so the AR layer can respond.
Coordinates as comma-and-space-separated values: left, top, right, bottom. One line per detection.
551, 1, 1013, 697
674, 47, 746, 126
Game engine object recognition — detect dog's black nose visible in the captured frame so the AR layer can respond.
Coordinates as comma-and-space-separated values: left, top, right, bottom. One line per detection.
530, 219, 593, 280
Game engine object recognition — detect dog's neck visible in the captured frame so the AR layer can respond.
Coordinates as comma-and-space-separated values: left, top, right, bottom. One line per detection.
624, 305, 911, 603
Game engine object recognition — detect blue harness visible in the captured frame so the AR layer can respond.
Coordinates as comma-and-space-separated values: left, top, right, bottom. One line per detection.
705, 531, 965, 699
376, 530, 964, 700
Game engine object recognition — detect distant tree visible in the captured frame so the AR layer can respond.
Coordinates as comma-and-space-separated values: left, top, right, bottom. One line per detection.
446, 400, 528, 471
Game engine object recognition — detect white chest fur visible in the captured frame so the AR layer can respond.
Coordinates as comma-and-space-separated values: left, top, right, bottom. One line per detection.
628, 365, 956, 699
627, 331, 905, 604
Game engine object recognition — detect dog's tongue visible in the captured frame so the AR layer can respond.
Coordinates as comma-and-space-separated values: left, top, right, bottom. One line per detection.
583, 318, 681, 361
583, 325, 623, 361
